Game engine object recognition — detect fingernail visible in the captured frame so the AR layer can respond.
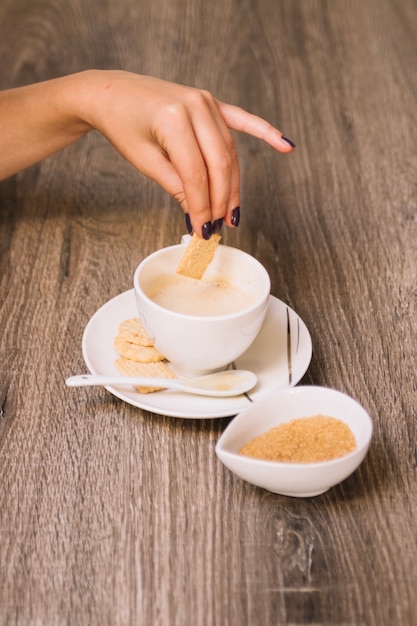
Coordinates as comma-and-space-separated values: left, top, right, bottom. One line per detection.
185, 213, 193, 234
281, 135, 296, 148
201, 221, 213, 240
231, 206, 240, 227
212, 218, 223, 234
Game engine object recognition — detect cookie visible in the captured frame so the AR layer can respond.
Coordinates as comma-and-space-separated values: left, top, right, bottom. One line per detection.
114, 335, 164, 363
114, 357, 176, 393
176, 232, 221, 279
118, 317, 154, 347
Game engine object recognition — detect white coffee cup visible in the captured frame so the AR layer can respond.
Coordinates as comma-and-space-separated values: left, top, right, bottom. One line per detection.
133, 238, 270, 377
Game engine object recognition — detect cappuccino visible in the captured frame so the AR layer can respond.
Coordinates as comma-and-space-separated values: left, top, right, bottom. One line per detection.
147, 273, 254, 316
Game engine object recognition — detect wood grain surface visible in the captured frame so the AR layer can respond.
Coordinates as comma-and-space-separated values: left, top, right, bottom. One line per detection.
1, 0, 416, 624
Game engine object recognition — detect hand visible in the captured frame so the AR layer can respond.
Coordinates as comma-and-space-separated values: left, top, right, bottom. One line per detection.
83, 71, 296, 238
0, 70, 295, 237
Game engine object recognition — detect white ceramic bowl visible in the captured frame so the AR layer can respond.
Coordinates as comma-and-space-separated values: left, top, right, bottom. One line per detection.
215, 386, 373, 497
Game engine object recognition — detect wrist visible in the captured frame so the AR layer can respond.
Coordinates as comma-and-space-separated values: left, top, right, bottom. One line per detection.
54, 70, 105, 133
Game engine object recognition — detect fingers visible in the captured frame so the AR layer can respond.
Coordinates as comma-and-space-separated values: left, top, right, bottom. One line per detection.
153, 99, 215, 238
142, 93, 294, 238
158, 93, 295, 237
217, 101, 296, 153
150, 90, 241, 238
186, 91, 241, 231
94, 73, 295, 239
131, 137, 214, 238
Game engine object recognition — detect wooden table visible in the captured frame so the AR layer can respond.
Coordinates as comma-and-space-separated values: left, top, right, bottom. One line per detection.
1, 0, 416, 624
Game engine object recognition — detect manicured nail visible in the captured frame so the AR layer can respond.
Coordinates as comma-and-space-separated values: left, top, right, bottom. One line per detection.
201, 221, 213, 240
212, 218, 223, 234
281, 135, 296, 148
231, 206, 240, 227
185, 213, 193, 234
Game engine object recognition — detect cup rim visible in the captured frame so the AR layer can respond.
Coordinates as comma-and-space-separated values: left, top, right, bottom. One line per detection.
133, 243, 271, 321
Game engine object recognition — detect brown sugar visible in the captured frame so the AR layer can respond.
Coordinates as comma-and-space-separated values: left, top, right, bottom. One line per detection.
238, 415, 356, 463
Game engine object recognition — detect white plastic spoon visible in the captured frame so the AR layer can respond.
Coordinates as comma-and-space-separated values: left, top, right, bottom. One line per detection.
65, 370, 257, 397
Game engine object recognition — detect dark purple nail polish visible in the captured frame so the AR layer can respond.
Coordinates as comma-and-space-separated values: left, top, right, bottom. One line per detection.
185, 213, 193, 234
212, 218, 223, 234
231, 206, 240, 227
282, 135, 296, 148
202, 221, 213, 240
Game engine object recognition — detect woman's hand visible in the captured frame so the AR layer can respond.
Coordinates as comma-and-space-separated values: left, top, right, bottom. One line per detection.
0, 70, 295, 237
84, 71, 295, 238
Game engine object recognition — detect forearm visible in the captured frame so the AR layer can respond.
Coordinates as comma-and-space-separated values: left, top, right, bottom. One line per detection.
0, 71, 97, 180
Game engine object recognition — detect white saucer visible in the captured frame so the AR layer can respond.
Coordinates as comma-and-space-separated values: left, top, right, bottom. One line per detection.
82, 290, 312, 419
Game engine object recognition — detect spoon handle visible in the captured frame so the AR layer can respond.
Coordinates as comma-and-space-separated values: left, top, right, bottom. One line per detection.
66, 374, 182, 389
